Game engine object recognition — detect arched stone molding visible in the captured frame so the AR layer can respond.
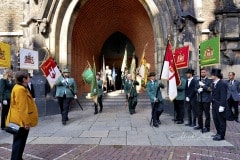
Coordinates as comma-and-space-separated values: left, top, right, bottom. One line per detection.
48, 0, 176, 73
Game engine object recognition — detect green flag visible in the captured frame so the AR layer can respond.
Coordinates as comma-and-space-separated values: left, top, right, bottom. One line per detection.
199, 36, 220, 66
90, 62, 98, 97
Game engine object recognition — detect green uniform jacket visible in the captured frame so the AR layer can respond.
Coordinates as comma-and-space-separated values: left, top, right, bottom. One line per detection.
146, 80, 163, 103
55, 77, 77, 98
124, 80, 138, 97
98, 79, 103, 96
176, 77, 186, 100
0, 79, 15, 101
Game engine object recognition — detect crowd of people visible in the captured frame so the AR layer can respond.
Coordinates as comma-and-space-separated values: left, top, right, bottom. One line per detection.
0, 66, 239, 159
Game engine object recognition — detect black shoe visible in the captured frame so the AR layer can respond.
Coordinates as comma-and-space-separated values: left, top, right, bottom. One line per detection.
235, 118, 239, 123
157, 120, 161, 124
62, 121, 66, 125
213, 135, 224, 141
153, 124, 159, 128
202, 127, 210, 133
99, 110, 102, 113
176, 121, 184, 124
211, 134, 220, 138
194, 126, 203, 130
190, 124, 196, 127
66, 117, 69, 121
185, 123, 192, 126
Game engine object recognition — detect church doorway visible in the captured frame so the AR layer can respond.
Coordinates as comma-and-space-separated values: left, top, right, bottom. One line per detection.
100, 31, 135, 91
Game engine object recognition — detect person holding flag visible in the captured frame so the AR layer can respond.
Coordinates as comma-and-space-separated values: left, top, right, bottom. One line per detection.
124, 74, 139, 115
55, 68, 77, 125
146, 72, 165, 128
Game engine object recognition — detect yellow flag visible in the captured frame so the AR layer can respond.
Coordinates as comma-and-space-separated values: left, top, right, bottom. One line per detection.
0, 42, 11, 68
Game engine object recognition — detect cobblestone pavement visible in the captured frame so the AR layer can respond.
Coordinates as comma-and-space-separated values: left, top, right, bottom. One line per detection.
0, 91, 240, 160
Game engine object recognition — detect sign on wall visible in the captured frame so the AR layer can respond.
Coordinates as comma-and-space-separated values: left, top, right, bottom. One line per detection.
19, 48, 39, 70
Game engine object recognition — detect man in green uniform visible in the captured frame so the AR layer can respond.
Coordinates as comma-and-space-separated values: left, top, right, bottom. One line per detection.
124, 74, 139, 114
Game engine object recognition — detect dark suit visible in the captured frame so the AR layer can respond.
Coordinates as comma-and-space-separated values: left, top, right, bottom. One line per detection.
185, 77, 197, 126
212, 79, 228, 138
27, 82, 35, 98
226, 80, 240, 120
124, 80, 139, 114
196, 78, 212, 129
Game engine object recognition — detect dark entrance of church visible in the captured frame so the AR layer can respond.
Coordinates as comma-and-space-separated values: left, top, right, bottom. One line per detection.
100, 31, 135, 91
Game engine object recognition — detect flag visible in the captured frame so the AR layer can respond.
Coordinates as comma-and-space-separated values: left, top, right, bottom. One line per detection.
121, 46, 127, 73
112, 65, 116, 81
40, 57, 62, 88
19, 48, 39, 70
0, 42, 11, 68
90, 59, 98, 99
130, 54, 136, 80
161, 41, 181, 101
101, 55, 106, 83
199, 36, 220, 66
174, 45, 189, 69
138, 43, 149, 87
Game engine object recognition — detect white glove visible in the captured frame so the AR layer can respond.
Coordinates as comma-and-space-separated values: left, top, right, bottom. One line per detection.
33, 98, 35, 101
198, 88, 203, 93
186, 97, 190, 102
154, 97, 158, 102
3, 100, 7, 105
61, 79, 66, 84
199, 81, 205, 86
74, 95, 78, 99
219, 106, 225, 112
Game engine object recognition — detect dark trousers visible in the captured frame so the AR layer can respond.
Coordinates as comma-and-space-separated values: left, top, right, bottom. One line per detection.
151, 102, 163, 124
173, 100, 185, 122
185, 101, 197, 125
11, 127, 29, 160
228, 96, 239, 120
212, 103, 226, 138
197, 102, 211, 128
57, 96, 72, 121
128, 97, 137, 114
98, 95, 103, 111
1, 99, 10, 129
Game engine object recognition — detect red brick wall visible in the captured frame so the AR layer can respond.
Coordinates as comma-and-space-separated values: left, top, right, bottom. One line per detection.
71, 0, 155, 94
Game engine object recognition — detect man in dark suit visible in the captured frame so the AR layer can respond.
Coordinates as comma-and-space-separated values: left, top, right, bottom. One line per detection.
211, 68, 228, 141
185, 68, 197, 127
194, 68, 212, 132
226, 72, 240, 122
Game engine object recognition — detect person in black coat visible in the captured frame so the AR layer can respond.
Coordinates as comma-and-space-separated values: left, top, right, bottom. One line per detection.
184, 68, 197, 127
211, 68, 228, 141
194, 68, 213, 132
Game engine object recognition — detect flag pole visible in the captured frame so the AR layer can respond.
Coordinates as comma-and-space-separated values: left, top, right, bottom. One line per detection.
198, 46, 203, 133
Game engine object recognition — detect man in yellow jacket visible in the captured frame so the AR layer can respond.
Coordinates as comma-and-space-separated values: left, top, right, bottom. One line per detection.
6, 71, 38, 160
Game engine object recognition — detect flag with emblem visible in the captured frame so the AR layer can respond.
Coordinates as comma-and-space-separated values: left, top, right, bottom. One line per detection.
40, 57, 62, 88
174, 45, 189, 69
0, 42, 11, 68
199, 36, 220, 66
161, 40, 181, 101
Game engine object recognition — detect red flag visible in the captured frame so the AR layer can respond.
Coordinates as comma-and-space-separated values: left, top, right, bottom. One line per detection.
174, 45, 189, 69
40, 57, 62, 88
161, 41, 181, 101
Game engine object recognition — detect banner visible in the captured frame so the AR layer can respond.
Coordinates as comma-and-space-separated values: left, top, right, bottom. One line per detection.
40, 57, 62, 88
161, 41, 181, 101
121, 46, 128, 73
19, 48, 39, 70
130, 54, 136, 80
174, 45, 189, 69
199, 36, 220, 66
0, 42, 11, 68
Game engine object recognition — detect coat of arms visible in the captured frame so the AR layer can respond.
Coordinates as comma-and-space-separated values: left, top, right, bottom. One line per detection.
204, 47, 214, 58
0, 47, 5, 60
24, 52, 34, 64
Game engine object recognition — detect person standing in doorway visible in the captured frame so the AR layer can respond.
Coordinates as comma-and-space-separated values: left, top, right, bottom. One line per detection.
0, 69, 15, 130
6, 71, 38, 160
211, 68, 227, 141
55, 68, 77, 125
124, 74, 139, 115
195, 68, 212, 132
185, 68, 197, 127
226, 72, 240, 122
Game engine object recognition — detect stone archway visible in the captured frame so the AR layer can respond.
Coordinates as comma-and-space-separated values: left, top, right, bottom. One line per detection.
49, 0, 168, 95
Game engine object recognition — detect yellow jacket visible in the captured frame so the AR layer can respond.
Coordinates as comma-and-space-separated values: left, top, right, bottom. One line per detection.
6, 84, 38, 127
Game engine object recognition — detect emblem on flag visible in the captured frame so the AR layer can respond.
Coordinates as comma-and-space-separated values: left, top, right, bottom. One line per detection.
19, 48, 39, 70
40, 57, 62, 88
